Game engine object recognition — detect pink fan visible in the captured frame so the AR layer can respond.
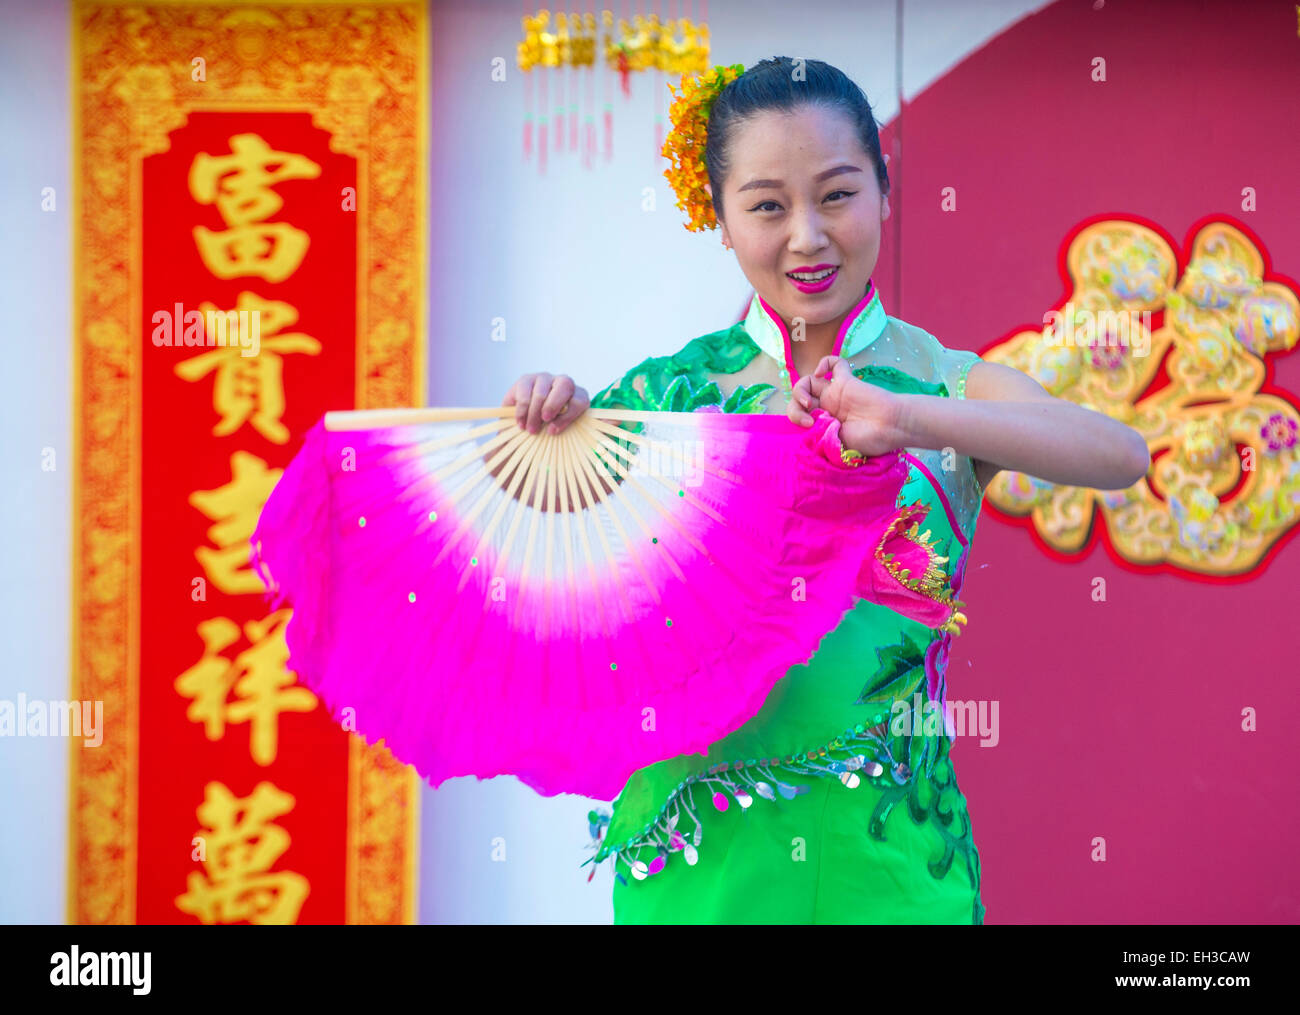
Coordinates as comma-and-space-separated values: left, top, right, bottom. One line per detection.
249, 405, 964, 800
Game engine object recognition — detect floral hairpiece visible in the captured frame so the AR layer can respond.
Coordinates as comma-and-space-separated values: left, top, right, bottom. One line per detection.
661, 63, 745, 232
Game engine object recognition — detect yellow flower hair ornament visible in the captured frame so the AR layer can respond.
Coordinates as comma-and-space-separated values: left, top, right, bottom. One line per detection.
662, 63, 745, 233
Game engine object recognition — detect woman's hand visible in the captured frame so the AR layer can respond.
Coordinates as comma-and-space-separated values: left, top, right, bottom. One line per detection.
492, 373, 605, 510
502, 373, 590, 435
788, 355, 907, 457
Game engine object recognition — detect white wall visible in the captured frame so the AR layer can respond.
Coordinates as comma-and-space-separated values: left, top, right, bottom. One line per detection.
0, 0, 73, 924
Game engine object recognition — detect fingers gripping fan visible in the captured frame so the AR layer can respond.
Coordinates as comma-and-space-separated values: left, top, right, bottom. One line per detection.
250, 405, 963, 800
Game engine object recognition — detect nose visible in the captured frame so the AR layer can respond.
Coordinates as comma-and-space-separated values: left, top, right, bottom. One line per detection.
787, 204, 830, 256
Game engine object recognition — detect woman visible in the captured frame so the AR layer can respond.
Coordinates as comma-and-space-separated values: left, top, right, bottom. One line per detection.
502, 58, 1149, 924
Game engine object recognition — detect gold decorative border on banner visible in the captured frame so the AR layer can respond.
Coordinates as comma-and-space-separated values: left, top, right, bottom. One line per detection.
70, 0, 425, 924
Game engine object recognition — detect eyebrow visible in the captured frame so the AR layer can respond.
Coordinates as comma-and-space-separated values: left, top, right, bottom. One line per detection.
736, 164, 863, 193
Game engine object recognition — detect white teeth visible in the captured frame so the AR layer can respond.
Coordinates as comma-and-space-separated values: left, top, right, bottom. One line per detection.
788, 268, 835, 281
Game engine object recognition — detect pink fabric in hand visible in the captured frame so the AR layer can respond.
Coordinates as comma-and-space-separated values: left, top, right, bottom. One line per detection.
804, 407, 871, 469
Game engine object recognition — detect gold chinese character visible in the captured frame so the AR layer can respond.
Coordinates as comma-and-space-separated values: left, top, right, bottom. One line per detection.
190, 450, 283, 595
175, 610, 317, 765
194, 222, 311, 282
175, 780, 310, 924
190, 133, 320, 281
174, 292, 321, 444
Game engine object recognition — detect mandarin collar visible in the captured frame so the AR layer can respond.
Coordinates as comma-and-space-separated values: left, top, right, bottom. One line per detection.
742, 279, 887, 384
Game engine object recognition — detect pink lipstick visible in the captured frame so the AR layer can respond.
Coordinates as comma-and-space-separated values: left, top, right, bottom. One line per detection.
786, 264, 838, 294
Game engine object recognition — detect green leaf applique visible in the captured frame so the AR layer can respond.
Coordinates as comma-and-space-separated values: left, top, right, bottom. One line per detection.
723, 382, 778, 414
855, 631, 929, 705
853, 364, 949, 399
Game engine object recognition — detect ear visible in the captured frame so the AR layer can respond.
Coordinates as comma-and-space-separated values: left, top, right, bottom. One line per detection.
882, 153, 891, 169
881, 193, 890, 222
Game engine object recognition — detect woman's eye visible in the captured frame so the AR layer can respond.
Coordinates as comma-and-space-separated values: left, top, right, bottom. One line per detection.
748, 191, 857, 213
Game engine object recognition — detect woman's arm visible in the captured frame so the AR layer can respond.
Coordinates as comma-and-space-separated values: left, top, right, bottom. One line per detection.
892, 361, 1151, 492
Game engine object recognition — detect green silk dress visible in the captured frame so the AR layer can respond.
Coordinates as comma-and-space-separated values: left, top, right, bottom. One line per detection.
582, 280, 987, 924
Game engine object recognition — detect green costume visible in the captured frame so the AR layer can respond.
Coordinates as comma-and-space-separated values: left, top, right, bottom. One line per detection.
582, 281, 987, 924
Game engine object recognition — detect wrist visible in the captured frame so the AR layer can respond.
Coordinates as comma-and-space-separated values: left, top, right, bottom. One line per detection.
886, 392, 917, 448
841, 390, 913, 454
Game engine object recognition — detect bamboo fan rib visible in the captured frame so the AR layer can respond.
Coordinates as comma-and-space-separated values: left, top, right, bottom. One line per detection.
250, 406, 954, 799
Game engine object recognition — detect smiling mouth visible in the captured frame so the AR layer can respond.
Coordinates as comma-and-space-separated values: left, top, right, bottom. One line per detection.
786, 267, 838, 282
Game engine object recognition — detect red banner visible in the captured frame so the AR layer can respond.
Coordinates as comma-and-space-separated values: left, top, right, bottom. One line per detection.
71, 2, 425, 924
141, 113, 356, 923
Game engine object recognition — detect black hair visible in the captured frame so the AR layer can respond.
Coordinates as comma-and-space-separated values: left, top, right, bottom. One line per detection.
704, 56, 891, 224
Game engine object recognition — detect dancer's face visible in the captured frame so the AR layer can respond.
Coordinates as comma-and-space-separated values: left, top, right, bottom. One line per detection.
707, 105, 890, 329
